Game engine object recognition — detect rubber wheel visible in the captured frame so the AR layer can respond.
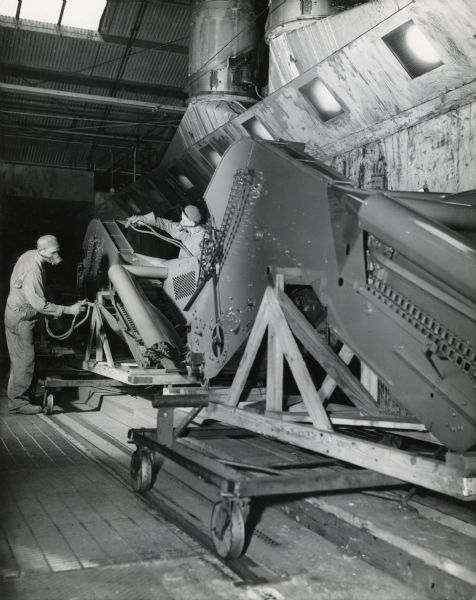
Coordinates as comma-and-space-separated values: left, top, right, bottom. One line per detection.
210, 500, 246, 559
43, 392, 55, 415
130, 449, 153, 493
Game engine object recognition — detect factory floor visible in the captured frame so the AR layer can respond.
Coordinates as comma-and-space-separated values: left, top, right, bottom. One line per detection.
0, 367, 474, 600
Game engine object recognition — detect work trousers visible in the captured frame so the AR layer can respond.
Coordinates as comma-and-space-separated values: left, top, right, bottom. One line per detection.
4, 307, 37, 411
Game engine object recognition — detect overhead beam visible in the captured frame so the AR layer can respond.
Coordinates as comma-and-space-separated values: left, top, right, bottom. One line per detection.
0, 64, 187, 101
101, 34, 188, 55
0, 107, 180, 127
0, 83, 186, 114
0, 127, 171, 146
145, 0, 190, 6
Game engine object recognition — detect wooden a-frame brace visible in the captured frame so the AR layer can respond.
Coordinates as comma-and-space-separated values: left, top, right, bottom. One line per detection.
204, 280, 476, 499
224, 275, 381, 431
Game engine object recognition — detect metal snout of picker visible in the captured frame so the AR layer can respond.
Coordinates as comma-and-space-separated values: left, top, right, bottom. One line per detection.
80, 139, 476, 501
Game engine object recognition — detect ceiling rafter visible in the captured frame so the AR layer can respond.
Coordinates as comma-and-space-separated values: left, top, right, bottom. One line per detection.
1, 64, 187, 100
0, 83, 186, 113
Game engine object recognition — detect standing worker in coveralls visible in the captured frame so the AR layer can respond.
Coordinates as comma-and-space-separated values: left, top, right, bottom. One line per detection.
4, 235, 85, 414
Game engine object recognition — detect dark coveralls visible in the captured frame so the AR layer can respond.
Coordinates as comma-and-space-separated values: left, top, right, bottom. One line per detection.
4, 250, 66, 412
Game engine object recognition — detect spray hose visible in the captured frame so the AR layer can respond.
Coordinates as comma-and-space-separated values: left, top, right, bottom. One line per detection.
128, 222, 193, 257
45, 302, 93, 341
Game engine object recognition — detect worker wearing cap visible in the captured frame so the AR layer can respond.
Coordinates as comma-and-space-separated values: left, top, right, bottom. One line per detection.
4, 235, 85, 415
126, 204, 205, 260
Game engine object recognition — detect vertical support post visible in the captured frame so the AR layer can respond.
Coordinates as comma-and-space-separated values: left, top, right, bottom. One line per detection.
266, 274, 284, 414
156, 407, 175, 447
95, 303, 103, 363
266, 328, 284, 413
85, 308, 97, 363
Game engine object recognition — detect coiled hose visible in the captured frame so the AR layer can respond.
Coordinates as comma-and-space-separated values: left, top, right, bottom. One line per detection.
45, 302, 92, 341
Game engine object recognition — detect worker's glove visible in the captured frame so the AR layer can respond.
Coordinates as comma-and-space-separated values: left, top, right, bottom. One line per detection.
65, 301, 87, 316
125, 212, 155, 228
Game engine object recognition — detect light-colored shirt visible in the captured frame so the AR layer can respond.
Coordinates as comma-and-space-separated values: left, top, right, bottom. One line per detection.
6, 250, 65, 320
155, 217, 205, 259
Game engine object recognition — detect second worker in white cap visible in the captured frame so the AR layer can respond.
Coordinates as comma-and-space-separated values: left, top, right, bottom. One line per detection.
126, 204, 205, 260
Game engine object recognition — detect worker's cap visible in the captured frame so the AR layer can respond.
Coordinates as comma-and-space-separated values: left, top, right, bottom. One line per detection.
183, 204, 202, 224
37, 235, 60, 251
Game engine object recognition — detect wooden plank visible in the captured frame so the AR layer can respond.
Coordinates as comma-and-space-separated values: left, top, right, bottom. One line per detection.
271, 266, 322, 286
267, 273, 285, 413
225, 287, 271, 407
330, 417, 427, 431
82, 362, 196, 385
205, 402, 476, 500
268, 412, 427, 431
237, 469, 402, 498
277, 289, 381, 416
266, 327, 284, 413
320, 344, 353, 403
266, 291, 332, 431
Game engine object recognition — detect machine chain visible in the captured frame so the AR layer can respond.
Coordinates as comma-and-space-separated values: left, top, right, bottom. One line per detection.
367, 278, 476, 379
221, 169, 262, 266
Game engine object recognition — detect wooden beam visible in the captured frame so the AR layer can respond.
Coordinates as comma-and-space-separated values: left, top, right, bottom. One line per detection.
320, 344, 354, 405
205, 402, 476, 500
225, 288, 271, 407
266, 273, 284, 413
265, 327, 284, 413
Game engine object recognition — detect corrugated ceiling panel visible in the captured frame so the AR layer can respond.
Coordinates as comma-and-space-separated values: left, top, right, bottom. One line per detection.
0, 26, 187, 89
101, 1, 190, 44
0, 27, 113, 73
119, 51, 188, 87
0, 138, 94, 170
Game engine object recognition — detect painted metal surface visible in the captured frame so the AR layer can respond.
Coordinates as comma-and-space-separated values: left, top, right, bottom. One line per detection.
187, 139, 475, 451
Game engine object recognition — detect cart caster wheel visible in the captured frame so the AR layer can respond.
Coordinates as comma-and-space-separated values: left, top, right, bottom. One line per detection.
211, 500, 247, 559
43, 392, 55, 415
130, 449, 153, 493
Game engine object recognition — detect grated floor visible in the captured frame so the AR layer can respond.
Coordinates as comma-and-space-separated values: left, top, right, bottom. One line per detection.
0, 412, 244, 599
